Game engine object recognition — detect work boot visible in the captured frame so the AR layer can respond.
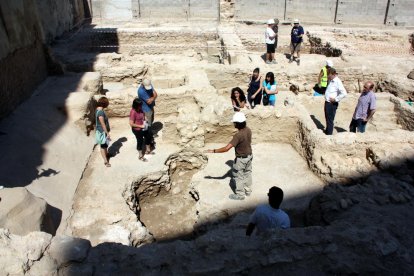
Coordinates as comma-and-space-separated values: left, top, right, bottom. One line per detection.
229, 194, 245, 200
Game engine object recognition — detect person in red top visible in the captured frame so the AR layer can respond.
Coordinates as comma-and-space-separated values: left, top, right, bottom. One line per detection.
129, 98, 152, 161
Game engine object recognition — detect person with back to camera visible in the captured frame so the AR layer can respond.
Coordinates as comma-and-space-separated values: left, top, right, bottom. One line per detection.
129, 98, 152, 162
247, 68, 263, 109
289, 19, 304, 65
349, 81, 376, 133
265, 19, 277, 64
95, 96, 111, 167
246, 186, 290, 236
262, 72, 278, 107
138, 78, 157, 154
205, 112, 253, 200
231, 87, 249, 111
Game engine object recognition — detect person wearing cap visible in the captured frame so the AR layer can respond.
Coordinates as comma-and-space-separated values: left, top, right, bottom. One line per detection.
138, 78, 158, 153
324, 67, 347, 135
289, 19, 304, 65
317, 60, 333, 94
265, 19, 277, 64
246, 186, 290, 236
349, 81, 376, 133
205, 112, 253, 200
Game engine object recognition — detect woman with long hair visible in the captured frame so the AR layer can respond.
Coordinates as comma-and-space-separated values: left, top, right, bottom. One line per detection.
129, 98, 151, 162
247, 68, 262, 108
262, 72, 279, 107
95, 97, 111, 167
231, 87, 249, 111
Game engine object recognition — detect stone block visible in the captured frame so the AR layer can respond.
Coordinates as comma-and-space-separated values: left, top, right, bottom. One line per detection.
0, 188, 56, 235
77, 72, 103, 94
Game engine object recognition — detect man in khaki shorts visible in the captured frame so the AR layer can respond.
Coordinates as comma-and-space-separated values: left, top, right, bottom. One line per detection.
206, 112, 253, 200
289, 19, 304, 65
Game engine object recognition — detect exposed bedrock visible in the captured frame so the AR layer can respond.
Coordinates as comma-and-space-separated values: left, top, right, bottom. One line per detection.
0, 188, 58, 236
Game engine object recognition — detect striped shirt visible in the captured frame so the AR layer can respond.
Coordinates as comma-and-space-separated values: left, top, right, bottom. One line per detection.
353, 91, 376, 120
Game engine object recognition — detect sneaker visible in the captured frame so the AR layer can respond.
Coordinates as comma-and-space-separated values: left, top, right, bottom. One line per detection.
297, 59, 300, 65
272, 60, 277, 64
288, 58, 293, 63
245, 192, 251, 196
229, 194, 245, 200
265, 60, 271, 64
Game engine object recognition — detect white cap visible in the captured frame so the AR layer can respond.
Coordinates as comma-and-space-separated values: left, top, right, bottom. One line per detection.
293, 18, 300, 24
142, 78, 152, 90
267, 19, 275, 25
231, 112, 246, 123
326, 60, 333, 67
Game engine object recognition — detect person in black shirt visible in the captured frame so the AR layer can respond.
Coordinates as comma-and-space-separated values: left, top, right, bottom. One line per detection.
289, 19, 304, 65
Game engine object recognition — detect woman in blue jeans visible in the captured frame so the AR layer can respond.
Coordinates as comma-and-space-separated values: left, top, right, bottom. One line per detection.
262, 72, 278, 107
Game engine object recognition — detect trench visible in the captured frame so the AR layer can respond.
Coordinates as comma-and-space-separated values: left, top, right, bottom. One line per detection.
54, 25, 414, 246
125, 150, 208, 242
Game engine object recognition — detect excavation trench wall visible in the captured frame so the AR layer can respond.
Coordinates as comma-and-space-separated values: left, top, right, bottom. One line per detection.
0, 0, 86, 119
76, 28, 218, 55
207, 68, 411, 100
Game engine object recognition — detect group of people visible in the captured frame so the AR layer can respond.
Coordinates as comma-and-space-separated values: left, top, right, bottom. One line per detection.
95, 78, 157, 167
230, 68, 279, 110
205, 112, 290, 235
230, 58, 377, 136
316, 60, 376, 135
94, 60, 376, 237
209, 61, 377, 235
265, 18, 304, 65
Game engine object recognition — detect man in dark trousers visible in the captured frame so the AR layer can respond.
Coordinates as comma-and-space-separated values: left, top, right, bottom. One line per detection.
324, 67, 347, 135
206, 112, 252, 200
349, 81, 376, 133
246, 186, 290, 236
289, 19, 304, 65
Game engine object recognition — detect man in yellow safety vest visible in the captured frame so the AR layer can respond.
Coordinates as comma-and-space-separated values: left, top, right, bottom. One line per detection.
317, 60, 333, 94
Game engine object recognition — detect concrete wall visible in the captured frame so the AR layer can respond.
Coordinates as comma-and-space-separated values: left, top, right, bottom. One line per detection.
0, 0, 85, 119
91, 0, 219, 21
234, 0, 414, 26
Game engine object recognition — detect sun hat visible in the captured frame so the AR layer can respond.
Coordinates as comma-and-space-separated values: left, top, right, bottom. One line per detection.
267, 19, 275, 25
142, 78, 152, 90
293, 19, 300, 24
326, 60, 333, 67
231, 112, 246, 123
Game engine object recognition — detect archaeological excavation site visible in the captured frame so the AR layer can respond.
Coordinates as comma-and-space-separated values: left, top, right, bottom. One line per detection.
1, 0, 414, 274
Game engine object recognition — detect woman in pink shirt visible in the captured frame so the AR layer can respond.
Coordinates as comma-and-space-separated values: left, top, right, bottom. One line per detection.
129, 98, 151, 161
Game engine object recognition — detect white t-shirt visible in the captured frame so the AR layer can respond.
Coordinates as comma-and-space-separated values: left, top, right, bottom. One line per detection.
249, 204, 290, 234
265, 27, 276, 44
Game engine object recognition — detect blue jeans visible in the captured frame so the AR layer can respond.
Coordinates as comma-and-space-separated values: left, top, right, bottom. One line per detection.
349, 118, 367, 133
324, 101, 338, 135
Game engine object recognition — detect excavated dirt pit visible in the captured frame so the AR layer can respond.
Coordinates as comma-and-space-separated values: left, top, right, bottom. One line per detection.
51, 24, 414, 248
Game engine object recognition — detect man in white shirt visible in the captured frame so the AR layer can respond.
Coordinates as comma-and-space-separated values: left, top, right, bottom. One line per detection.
324, 67, 347, 135
265, 19, 277, 64
246, 186, 290, 236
